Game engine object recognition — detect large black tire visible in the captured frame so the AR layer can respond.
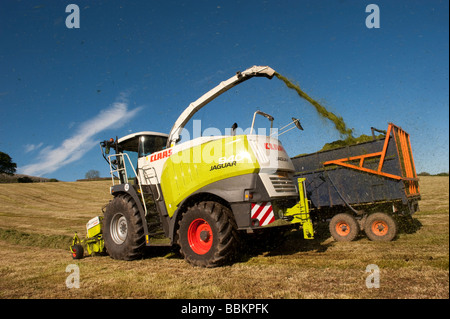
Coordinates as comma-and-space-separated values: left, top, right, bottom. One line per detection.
329, 213, 360, 242
364, 212, 397, 242
103, 194, 145, 260
178, 201, 239, 267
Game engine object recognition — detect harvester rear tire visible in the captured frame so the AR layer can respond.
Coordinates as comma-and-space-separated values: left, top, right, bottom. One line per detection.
364, 212, 397, 242
178, 201, 239, 267
103, 194, 145, 260
329, 213, 360, 242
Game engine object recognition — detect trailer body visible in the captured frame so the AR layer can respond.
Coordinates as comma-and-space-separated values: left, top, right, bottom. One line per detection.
291, 123, 421, 241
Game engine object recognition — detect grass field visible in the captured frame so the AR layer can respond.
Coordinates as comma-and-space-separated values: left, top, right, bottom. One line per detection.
0, 177, 448, 299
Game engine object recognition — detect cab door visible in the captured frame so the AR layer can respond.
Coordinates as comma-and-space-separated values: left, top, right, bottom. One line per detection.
137, 134, 168, 187
137, 135, 171, 237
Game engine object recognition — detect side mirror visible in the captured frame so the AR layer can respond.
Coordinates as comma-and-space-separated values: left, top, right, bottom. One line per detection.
292, 117, 304, 131
275, 117, 304, 137
101, 138, 115, 155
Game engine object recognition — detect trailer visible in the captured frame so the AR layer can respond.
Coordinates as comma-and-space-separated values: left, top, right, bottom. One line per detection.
291, 123, 421, 242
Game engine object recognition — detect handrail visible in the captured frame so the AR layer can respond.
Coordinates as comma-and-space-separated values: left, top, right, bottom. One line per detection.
108, 153, 148, 215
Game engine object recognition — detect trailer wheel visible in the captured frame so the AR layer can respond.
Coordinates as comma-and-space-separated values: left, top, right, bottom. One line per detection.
103, 194, 145, 260
364, 212, 397, 242
178, 201, 238, 267
329, 213, 360, 242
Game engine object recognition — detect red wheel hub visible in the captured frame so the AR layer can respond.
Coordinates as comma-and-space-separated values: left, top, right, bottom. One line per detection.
187, 218, 213, 255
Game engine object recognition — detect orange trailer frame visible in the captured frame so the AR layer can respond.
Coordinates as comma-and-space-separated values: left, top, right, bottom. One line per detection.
323, 123, 420, 197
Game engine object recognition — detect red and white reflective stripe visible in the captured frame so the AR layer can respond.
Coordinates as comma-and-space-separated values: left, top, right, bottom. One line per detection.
251, 202, 275, 226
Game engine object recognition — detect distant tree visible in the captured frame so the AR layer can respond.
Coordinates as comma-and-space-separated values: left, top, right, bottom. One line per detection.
0, 151, 17, 175
436, 172, 449, 176
418, 172, 431, 176
17, 176, 33, 183
85, 169, 100, 179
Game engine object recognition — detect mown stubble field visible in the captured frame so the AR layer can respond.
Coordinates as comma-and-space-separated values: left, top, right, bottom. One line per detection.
0, 176, 448, 299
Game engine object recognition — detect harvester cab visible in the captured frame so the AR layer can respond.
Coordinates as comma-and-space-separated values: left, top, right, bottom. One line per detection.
74, 65, 314, 266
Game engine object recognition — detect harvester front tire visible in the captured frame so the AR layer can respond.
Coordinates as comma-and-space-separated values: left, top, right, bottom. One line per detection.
103, 194, 145, 260
178, 201, 238, 267
329, 213, 360, 242
364, 212, 397, 242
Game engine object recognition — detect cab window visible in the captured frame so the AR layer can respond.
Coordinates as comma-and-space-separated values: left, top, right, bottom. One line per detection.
138, 135, 167, 158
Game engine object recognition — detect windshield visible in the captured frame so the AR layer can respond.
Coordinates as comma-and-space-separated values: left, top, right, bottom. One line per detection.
138, 135, 168, 157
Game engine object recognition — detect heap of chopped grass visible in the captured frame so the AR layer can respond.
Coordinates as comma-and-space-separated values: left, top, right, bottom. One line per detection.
319, 133, 385, 152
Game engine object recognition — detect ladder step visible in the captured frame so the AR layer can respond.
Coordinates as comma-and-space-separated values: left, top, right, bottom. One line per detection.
147, 222, 162, 228
148, 230, 165, 236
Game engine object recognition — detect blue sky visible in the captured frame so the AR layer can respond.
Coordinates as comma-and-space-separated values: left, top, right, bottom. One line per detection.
0, 0, 448, 181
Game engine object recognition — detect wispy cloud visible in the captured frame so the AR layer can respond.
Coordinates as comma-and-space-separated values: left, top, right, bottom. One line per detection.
24, 142, 44, 153
19, 93, 142, 177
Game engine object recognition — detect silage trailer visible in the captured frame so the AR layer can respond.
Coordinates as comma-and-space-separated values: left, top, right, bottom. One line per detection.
291, 123, 421, 242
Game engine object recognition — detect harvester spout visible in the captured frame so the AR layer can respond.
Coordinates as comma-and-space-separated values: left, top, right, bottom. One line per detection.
238, 65, 276, 79
167, 65, 276, 147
